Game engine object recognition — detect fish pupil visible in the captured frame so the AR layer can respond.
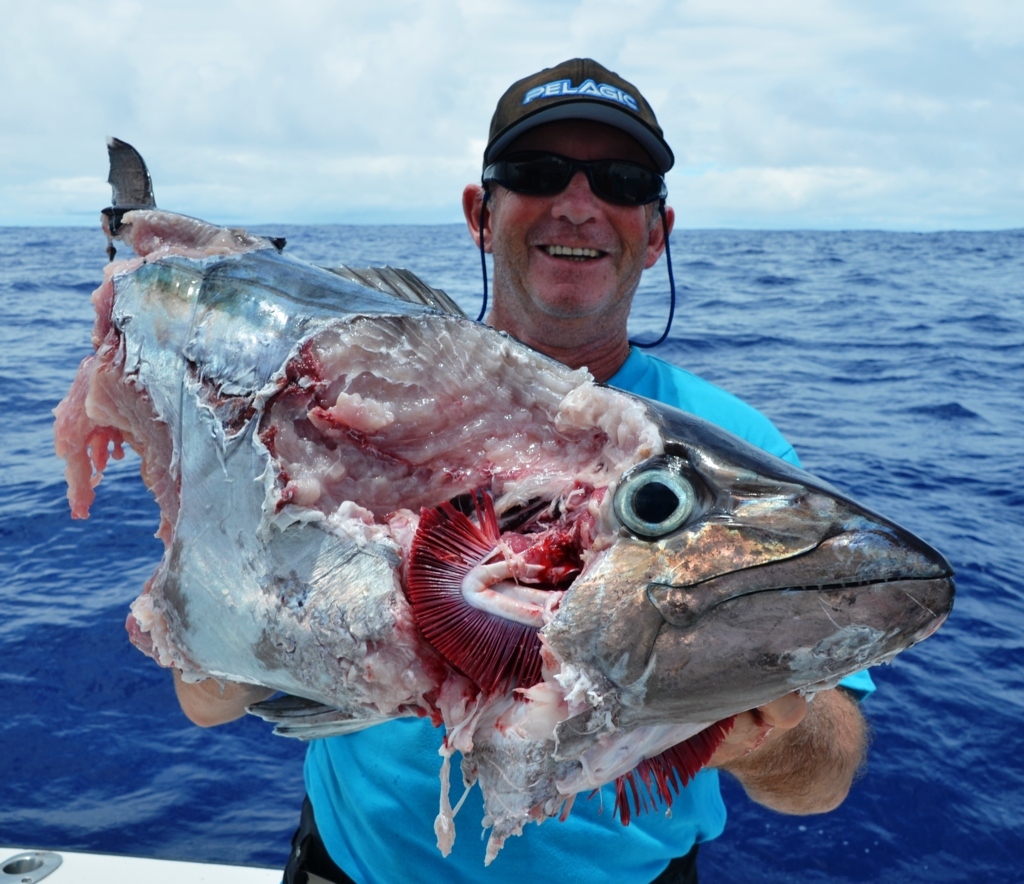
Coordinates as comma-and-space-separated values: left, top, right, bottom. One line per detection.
634, 481, 678, 524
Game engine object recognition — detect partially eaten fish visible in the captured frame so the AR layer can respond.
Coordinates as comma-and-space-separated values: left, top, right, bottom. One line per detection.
53, 139, 954, 862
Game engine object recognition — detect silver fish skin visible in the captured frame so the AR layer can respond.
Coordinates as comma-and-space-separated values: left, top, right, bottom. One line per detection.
54, 146, 953, 863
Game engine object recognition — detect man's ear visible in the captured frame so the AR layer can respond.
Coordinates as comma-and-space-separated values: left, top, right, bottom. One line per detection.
463, 184, 492, 253
644, 203, 675, 270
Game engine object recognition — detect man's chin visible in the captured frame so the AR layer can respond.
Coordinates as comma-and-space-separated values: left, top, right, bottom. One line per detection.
525, 293, 621, 322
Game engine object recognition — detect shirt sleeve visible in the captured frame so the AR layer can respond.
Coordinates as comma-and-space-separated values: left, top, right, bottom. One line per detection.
836, 668, 876, 700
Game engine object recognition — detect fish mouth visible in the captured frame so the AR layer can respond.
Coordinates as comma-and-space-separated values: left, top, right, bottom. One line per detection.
647, 537, 956, 631
615, 538, 955, 727
540, 244, 606, 261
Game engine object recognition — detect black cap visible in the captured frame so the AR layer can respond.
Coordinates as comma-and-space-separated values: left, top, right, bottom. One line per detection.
484, 58, 674, 173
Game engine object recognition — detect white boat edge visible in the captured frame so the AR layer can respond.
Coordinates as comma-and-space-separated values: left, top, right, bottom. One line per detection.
1, 846, 281, 884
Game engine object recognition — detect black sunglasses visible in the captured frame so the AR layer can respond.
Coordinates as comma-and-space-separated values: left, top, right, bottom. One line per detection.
482, 151, 667, 207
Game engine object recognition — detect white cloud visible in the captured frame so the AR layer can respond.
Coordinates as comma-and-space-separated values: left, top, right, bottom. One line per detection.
0, 0, 1020, 228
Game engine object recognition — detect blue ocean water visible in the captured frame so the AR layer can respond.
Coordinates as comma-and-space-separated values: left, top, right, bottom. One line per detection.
1, 223, 1021, 882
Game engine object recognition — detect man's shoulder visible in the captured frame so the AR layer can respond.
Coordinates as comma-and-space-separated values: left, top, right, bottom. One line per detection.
608, 348, 800, 465
610, 348, 734, 400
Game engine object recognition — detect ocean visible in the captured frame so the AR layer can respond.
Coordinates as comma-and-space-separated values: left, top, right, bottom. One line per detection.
1, 223, 1021, 882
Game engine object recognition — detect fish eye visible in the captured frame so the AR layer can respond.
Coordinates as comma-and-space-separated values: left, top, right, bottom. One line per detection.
613, 458, 697, 539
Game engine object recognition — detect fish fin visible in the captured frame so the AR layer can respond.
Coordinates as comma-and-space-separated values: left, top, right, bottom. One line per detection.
613, 717, 736, 825
106, 137, 157, 208
326, 265, 467, 317
406, 492, 543, 695
247, 694, 393, 740
102, 137, 158, 240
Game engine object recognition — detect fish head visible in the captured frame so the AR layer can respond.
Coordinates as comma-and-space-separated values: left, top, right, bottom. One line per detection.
543, 399, 955, 733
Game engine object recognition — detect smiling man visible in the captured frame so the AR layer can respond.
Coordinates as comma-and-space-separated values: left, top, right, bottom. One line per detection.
288, 60, 870, 884
465, 118, 668, 380
177, 59, 872, 884
456, 58, 872, 882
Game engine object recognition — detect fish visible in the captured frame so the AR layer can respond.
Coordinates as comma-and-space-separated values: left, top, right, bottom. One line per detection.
53, 139, 954, 863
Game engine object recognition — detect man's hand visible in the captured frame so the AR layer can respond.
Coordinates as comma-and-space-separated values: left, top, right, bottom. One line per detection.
173, 669, 274, 727
710, 688, 867, 815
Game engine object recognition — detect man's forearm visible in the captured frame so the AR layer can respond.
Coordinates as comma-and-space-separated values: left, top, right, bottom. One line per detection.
721, 688, 868, 815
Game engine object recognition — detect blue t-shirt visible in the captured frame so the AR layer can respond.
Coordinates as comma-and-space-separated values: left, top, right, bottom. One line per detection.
305, 347, 872, 882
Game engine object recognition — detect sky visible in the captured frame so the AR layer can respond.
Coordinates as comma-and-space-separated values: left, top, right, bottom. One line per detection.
1, 0, 1021, 230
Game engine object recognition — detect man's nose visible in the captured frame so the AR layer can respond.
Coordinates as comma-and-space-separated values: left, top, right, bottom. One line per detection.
550, 170, 600, 224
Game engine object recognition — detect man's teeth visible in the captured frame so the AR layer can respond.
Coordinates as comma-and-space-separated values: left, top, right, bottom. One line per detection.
544, 245, 602, 259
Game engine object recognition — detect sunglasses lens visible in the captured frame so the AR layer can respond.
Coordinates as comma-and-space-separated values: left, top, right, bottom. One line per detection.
485, 153, 664, 205
503, 155, 572, 195
590, 162, 660, 205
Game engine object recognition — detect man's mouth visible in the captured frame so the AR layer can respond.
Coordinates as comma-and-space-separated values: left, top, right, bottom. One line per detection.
542, 245, 605, 261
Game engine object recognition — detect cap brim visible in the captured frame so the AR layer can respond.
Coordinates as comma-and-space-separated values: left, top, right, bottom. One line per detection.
485, 100, 674, 173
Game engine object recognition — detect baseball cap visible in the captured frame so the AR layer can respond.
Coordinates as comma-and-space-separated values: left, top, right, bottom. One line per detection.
484, 58, 674, 173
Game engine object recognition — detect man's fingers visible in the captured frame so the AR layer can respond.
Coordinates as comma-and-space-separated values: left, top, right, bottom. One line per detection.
758, 692, 808, 731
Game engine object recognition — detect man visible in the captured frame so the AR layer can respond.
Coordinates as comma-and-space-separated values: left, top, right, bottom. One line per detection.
176, 59, 871, 883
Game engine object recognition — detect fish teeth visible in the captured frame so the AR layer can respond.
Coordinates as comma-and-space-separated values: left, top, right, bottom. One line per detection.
545, 245, 601, 259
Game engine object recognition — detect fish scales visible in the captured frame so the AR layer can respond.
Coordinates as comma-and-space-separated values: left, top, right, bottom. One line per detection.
54, 152, 953, 862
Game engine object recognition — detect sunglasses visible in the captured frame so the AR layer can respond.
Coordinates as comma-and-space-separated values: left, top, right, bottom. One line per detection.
482, 151, 667, 207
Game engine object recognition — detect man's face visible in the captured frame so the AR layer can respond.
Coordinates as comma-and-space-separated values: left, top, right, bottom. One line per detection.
482, 120, 668, 353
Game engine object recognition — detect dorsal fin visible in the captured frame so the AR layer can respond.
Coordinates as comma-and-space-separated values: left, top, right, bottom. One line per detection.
327, 265, 467, 317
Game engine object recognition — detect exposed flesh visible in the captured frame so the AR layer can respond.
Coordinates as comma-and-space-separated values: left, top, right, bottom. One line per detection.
54, 208, 954, 863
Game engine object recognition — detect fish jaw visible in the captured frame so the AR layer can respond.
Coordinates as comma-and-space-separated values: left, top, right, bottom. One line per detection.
543, 399, 955, 743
